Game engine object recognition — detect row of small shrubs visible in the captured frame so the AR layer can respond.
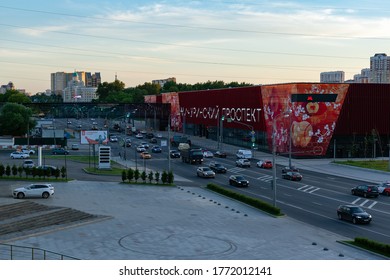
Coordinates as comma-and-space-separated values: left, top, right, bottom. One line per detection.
121, 168, 174, 185
351, 237, 390, 258
206, 183, 282, 216
0, 164, 67, 179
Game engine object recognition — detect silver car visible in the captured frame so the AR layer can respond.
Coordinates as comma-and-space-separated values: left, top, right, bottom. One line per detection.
13, 183, 54, 199
10, 151, 29, 159
236, 158, 251, 167
196, 167, 216, 178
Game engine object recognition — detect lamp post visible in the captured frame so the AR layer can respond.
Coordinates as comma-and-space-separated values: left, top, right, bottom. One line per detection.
168, 115, 171, 172
271, 110, 291, 207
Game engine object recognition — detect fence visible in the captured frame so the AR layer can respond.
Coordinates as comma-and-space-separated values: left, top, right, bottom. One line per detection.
0, 243, 79, 260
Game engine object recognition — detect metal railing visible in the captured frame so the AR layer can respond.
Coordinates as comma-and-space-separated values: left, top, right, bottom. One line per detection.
0, 243, 79, 260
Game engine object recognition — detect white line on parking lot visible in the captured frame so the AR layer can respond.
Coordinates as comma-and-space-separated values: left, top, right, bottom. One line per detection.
367, 201, 378, 209
352, 198, 362, 204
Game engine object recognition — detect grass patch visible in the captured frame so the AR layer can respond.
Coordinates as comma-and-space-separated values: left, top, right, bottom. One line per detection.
344, 237, 390, 258
84, 167, 124, 175
335, 160, 390, 172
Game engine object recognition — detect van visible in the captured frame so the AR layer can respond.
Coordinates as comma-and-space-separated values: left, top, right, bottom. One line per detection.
236, 149, 253, 159
178, 143, 190, 151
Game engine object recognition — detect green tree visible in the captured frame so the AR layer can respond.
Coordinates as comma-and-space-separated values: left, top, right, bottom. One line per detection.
136, 82, 161, 96
127, 168, 134, 182
8, 92, 31, 104
134, 169, 140, 183
17, 166, 23, 177
54, 168, 60, 179
161, 171, 168, 184
121, 170, 127, 182
11, 165, 18, 177
141, 171, 147, 183
148, 170, 154, 184
154, 171, 160, 184
5, 165, 11, 177
0, 164, 5, 177
96, 80, 125, 102
168, 171, 174, 184
0, 103, 36, 136
31, 166, 37, 178
61, 166, 67, 179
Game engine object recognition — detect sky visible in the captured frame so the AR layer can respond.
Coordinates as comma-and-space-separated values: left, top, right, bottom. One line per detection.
0, 0, 389, 94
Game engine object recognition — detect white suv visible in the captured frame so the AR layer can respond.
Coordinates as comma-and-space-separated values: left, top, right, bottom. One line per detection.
13, 184, 54, 199
22, 159, 35, 168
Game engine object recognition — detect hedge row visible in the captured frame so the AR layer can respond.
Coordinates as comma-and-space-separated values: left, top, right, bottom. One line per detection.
206, 183, 282, 216
121, 168, 174, 185
0, 164, 67, 179
353, 237, 390, 258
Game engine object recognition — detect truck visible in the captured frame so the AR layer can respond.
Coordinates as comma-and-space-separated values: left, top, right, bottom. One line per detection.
171, 135, 190, 147
181, 148, 204, 164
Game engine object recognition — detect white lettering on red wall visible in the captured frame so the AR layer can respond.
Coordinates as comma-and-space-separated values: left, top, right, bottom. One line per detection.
180, 106, 262, 123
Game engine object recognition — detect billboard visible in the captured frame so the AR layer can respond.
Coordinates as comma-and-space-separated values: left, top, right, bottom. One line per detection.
80, 130, 109, 145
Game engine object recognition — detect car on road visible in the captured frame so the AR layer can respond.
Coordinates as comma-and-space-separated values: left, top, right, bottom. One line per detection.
140, 142, 150, 149
146, 132, 154, 139
229, 175, 249, 187
156, 133, 163, 138
10, 151, 29, 159
135, 133, 143, 139
22, 159, 35, 168
282, 171, 303, 181
170, 150, 181, 158
109, 135, 118, 142
256, 160, 273, 169
21, 148, 35, 155
140, 151, 152, 159
52, 148, 69, 155
149, 137, 157, 144
13, 183, 54, 199
202, 150, 214, 158
337, 205, 372, 224
136, 145, 146, 153
151, 145, 162, 153
377, 182, 390, 196
209, 161, 227, 173
37, 165, 58, 174
71, 144, 79, 150
196, 167, 216, 178
351, 185, 379, 198
236, 158, 251, 167
214, 151, 227, 158
282, 166, 299, 173
125, 138, 132, 147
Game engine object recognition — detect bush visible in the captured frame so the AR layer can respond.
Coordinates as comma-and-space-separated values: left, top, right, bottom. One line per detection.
134, 169, 140, 183
121, 170, 127, 182
61, 166, 67, 179
154, 171, 160, 184
127, 168, 134, 182
168, 171, 174, 184
161, 171, 168, 184
353, 237, 390, 258
5, 165, 11, 177
17, 166, 23, 177
206, 183, 282, 216
12, 165, 18, 177
148, 171, 154, 184
141, 171, 147, 183
0, 164, 4, 177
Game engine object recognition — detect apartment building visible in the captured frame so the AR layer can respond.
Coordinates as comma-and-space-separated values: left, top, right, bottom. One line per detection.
51, 71, 101, 94
62, 72, 98, 102
320, 71, 345, 83
370, 53, 390, 83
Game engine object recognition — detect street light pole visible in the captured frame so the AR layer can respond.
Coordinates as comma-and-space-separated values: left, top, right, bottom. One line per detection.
272, 119, 277, 207
168, 115, 171, 172
288, 111, 292, 169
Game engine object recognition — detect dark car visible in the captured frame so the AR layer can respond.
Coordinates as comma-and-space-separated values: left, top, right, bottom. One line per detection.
282, 171, 303, 181
209, 162, 227, 173
145, 133, 154, 139
229, 175, 249, 187
170, 150, 181, 158
151, 145, 162, 153
337, 205, 372, 224
52, 148, 69, 155
214, 151, 227, 158
282, 166, 299, 173
351, 185, 379, 198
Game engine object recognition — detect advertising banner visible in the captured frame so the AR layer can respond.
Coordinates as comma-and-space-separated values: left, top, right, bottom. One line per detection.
80, 130, 109, 145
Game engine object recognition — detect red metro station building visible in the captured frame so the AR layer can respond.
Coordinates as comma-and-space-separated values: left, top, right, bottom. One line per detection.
145, 83, 390, 158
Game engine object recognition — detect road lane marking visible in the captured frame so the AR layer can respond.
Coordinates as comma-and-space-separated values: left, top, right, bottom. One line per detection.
359, 200, 370, 207
367, 201, 378, 209
352, 198, 362, 204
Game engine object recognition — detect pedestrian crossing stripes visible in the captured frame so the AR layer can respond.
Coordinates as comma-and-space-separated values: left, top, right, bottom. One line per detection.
257, 175, 273, 182
352, 198, 378, 209
297, 185, 320, 193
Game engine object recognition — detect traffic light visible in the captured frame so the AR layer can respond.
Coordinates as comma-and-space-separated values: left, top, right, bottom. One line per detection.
291, 94, 337, 102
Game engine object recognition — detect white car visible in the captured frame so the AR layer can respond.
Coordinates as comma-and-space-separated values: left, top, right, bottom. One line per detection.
136, 145, 146, 152
236, 158, 251, 167
22, 159, 35, 168
13, 183, 54, 199
135, 133, 143, 139
10, 151, 29, 159
203, 150, 214, 158
21, 148, 35, 155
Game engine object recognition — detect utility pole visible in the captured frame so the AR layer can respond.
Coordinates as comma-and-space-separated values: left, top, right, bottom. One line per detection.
272, 119, 277, 207
168, 115, 171, 172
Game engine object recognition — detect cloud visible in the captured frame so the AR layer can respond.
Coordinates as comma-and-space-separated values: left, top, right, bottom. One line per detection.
17, 25, 70, 37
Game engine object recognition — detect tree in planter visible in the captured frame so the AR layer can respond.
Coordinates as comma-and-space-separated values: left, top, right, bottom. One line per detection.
134, 169, 140, 183
23, 167, 30, 178
127, 168, 134, 182
31, 166, 37, 178
161, 171, 168, 184
121, 170, 127, 182
54, 168, 60, 180
154, 171, 160, 184
11, 165, 18, 177
148, 170, 154, 184
17, 166, 23, 178
0, 164, 4, 177
44, 168, 51, 178
60, 166, 67, 179
168, 171, 174, 184
5, 165, 11, 177
141, 171, 147, 183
